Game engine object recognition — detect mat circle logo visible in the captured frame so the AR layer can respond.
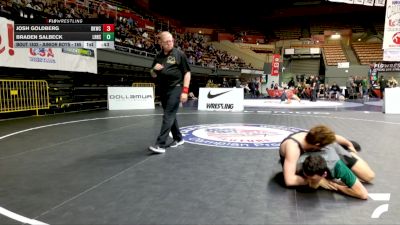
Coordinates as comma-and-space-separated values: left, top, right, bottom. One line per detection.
181, 124, 306, 149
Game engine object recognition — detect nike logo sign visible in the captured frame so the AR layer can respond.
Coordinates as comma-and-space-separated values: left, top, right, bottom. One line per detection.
207, 90, 232, 99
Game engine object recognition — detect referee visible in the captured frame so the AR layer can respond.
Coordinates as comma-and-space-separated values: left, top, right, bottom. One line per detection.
148, 31, 191, 153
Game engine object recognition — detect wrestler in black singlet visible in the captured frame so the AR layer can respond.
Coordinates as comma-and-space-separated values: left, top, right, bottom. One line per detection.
279, 131, 359, 168
279, 131, 306, 166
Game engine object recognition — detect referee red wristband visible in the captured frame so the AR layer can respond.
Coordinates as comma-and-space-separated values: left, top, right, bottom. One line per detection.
182, 87, 189, 94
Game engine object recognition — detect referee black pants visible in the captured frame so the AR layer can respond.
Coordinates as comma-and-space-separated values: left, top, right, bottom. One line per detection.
156, 86, 183, 147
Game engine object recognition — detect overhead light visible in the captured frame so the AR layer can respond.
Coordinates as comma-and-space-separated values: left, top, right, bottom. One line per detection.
331, 34, 341, 39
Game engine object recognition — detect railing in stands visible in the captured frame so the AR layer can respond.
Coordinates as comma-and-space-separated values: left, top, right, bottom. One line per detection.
0, 79, 50, 115
115, 45, 156, 58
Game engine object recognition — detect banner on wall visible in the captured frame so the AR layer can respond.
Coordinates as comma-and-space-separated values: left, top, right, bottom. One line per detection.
328, 0, 386, 6
241, 69, 264, 75
198, 88, 244, 112
108, 87, 154, 110
364, 0, 374, 6
383, 0, 400, 50
383, 49, 400, 61
0, 17, 97, 73
271, 54, 280, 76
374, 0, 386, 6
373, 62, 400, 71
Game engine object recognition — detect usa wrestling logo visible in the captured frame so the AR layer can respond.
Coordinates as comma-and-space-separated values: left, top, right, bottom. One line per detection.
180, 124, 306, 149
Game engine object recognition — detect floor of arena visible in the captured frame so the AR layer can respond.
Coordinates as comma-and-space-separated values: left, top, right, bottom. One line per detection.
0, 98, 399, 225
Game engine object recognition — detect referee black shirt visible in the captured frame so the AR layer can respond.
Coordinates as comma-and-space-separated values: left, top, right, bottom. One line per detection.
151, 48, 191, 89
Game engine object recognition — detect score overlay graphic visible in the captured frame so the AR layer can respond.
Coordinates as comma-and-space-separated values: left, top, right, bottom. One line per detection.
13, 20, 114, 49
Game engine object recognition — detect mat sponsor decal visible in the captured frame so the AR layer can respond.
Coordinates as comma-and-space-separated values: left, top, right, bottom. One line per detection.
181, 124, 306, 149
